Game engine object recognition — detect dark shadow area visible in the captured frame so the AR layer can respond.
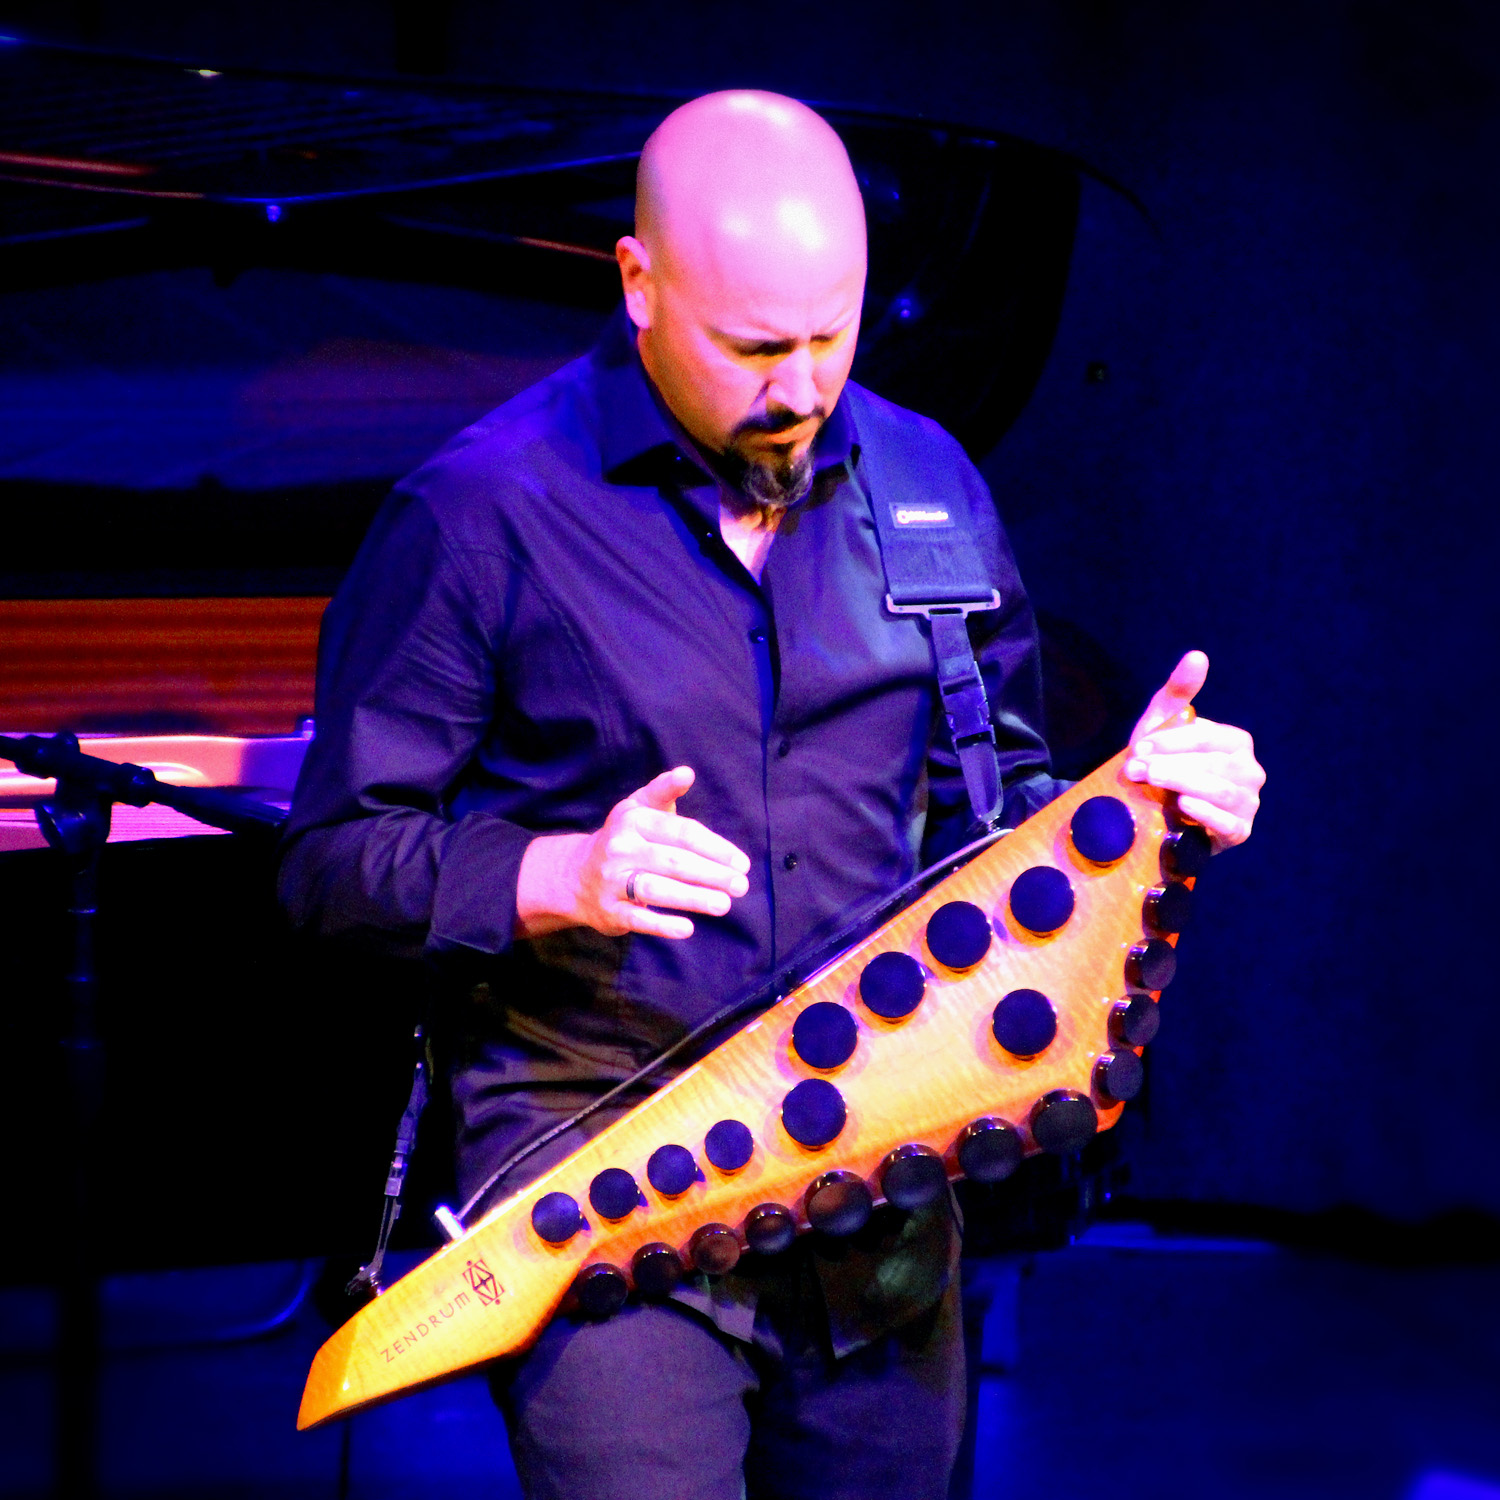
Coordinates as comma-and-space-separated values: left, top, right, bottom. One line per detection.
0, 478, 388, 599
1104, 1199, 1500, 1267
0, 836, 448, 1281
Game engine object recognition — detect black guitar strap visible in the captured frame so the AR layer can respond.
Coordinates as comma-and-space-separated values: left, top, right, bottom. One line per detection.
863, 457, 1006, 830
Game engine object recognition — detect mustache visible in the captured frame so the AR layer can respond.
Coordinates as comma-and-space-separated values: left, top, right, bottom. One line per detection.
733, 406, 827, 438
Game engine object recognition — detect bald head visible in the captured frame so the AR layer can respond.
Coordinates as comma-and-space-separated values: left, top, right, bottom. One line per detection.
636, 91, 866, 296
617, 91, 868, 500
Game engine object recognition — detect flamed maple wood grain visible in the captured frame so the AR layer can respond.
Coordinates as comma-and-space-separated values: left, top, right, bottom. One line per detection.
299, 748, 1182, 1429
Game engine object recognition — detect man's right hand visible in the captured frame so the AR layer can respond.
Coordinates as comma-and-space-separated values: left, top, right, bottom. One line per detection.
514, 766, 751, 941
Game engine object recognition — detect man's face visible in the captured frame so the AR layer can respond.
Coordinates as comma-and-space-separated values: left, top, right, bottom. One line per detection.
621, 228, 865, 499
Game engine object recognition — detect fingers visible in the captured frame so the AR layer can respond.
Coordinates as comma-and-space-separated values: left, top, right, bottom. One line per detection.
620, 870, 737, 918
1156, 648, 1210, 712
597, 834, 747, 927
1129, 755, 1261, 813
1178, 795, 1253, 849
632, 807, 751, 877
595, 856, 737, 941
1124, 727, 1263, 853
632, 840, 749, 897
1130, 718, 1255, 759
591, 769, 753, 937
615, 904, 696, 941
524, 771, 753, 942
629, 765, 696, 814
609, 771, 751, 899
1126, 744, 1264, 796
1130, 649, 1210, 742
605, 809, 750, 903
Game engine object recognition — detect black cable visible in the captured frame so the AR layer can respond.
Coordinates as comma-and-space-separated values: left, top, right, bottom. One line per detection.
347, 1028, 429, 1301
454, 823, 1010, 1226
338, 1415, 354, 1500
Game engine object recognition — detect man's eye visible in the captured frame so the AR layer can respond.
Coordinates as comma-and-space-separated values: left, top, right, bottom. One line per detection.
724, 334, 840, 358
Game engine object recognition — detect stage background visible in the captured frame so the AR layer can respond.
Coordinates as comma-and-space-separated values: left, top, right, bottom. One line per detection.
3, 0, 1497, 1229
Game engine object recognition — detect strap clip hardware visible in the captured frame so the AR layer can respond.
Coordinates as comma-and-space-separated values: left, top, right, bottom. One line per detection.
884, 590, 1001, 620
944, 683, 996, 747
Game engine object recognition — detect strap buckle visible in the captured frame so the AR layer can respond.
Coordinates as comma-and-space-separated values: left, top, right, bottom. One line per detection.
884, 590, 1001, 620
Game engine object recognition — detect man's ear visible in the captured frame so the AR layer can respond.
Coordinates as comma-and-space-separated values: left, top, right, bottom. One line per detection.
616, 236, 653, 331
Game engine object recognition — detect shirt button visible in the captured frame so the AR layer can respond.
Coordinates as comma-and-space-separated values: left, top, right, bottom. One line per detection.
783, 852, 799, 871
776, 738, 791, 758
749, 628, 767, 644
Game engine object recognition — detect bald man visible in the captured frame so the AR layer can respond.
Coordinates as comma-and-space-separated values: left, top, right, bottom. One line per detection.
282, 90, 1262, 1500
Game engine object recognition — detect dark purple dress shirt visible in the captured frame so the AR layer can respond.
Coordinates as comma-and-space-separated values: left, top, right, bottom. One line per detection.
278, 309, 1065, 1346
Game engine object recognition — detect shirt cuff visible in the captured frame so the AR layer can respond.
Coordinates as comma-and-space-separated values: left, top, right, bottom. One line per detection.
427, 810, 538, 959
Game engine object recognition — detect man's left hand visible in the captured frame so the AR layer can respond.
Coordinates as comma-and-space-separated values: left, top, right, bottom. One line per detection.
1124, 650, 1264, 852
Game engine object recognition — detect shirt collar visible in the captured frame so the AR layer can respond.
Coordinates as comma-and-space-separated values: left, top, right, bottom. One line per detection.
592, 304, 857, 489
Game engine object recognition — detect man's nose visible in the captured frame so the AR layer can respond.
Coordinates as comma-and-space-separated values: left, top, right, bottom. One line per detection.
767, 346, 818, 418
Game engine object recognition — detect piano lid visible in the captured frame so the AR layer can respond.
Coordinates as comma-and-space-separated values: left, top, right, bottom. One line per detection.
0, 39, 1100, 467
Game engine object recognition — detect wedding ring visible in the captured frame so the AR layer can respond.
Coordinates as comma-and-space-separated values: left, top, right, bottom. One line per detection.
624, 870, 644, 905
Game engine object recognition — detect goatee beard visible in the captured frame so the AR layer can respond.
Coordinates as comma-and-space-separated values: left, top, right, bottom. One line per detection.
741, 450, 815, 511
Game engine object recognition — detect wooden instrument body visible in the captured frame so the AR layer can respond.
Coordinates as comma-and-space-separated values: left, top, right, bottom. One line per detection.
299, 749, 1184, 1429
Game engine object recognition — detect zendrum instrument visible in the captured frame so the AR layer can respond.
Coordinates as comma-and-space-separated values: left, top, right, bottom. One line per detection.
299, 746, 1207, 1429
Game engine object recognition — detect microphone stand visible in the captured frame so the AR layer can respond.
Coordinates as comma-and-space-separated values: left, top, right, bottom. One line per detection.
0, 734, 286, 1500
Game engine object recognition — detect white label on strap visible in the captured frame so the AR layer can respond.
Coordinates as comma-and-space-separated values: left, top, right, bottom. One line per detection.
890, 504, 953, 527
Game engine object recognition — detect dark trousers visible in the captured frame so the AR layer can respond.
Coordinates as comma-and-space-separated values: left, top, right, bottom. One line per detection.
488, 1270, 966, 1500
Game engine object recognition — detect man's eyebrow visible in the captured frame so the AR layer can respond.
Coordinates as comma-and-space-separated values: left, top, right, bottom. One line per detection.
712, 314, 858, 349
714, 330, 798, 352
